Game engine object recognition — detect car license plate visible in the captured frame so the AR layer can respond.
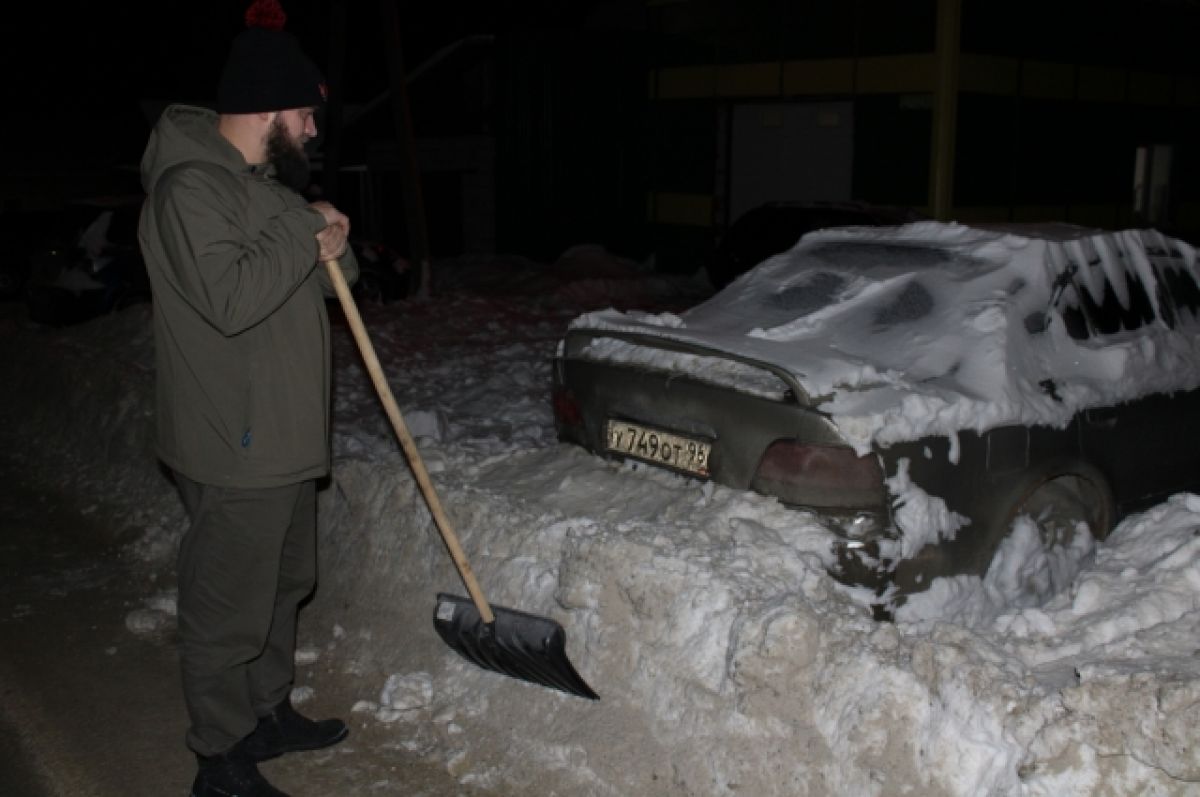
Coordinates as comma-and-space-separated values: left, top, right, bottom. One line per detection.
605, 420, 711, 477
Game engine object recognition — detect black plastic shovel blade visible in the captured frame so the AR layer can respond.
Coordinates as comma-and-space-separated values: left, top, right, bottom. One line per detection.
433, 593, 599, 700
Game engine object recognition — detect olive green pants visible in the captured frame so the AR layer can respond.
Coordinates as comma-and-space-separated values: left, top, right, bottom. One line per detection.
174, 474, 317, 757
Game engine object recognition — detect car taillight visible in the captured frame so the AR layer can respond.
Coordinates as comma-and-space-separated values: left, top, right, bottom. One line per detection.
751, 440, 886, 509
552, 387, 584, 433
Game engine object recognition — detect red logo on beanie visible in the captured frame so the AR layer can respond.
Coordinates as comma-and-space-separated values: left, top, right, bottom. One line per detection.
319, 82, 328, 101
246, 0, 287, 30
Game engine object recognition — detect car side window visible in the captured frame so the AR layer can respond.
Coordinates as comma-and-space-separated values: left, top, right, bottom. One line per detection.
1036, 236, 1195, 342
1082, 264, 1153, 334
1068, 247, 1158, 336
1056, 279, 1091, 341
1152, 253, 1200, 324
1050, 242, 1170, 340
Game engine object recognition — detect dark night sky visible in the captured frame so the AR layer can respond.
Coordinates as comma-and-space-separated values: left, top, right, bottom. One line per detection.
3, 2, 520, 170
7, 5, 241, 165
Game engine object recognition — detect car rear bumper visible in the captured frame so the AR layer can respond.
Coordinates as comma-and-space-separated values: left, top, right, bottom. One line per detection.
553, 356, 891, 516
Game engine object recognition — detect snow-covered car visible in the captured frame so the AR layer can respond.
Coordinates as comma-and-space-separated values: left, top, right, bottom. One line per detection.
551, 221, 1200, 605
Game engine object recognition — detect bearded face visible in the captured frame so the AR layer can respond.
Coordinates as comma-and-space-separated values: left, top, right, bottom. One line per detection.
266, 115, 311, 192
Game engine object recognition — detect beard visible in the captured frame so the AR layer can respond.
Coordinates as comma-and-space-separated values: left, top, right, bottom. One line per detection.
266, 117, 311, 192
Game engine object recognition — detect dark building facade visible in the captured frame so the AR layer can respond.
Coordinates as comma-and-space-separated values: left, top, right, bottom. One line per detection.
620, 0, 1200, 270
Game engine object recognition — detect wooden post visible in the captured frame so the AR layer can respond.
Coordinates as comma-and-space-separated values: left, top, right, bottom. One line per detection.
320, 0, 348, 206
379, 0, 432, 298
929, 0, 961, 221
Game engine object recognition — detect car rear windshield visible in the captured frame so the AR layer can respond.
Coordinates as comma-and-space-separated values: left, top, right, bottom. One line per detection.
806, 242, 956, 270
721, 241, 965, 332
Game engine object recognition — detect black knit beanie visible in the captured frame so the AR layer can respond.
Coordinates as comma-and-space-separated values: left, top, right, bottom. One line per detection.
216, 0, 327, 114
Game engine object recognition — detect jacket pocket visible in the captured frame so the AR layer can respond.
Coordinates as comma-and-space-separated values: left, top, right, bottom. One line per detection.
238, 361, 255, 455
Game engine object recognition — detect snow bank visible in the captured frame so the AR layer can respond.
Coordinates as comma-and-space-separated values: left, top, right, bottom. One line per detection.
2, 259, 1198, 794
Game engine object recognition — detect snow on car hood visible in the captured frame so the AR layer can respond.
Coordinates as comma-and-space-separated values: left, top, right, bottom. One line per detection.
568, 221, 1200, 454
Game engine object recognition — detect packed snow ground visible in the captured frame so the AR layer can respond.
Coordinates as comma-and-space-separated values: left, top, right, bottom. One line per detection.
3, 249, 1200, 795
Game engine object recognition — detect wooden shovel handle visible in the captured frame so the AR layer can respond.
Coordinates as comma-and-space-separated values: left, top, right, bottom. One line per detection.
324, 258, 496, 624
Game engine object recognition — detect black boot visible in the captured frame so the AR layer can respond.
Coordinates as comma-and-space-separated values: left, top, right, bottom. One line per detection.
242, 697, 349, 762
191, 745, 290, 797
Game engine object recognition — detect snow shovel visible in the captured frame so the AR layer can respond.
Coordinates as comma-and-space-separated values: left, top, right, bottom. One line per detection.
324, 258, 599, 700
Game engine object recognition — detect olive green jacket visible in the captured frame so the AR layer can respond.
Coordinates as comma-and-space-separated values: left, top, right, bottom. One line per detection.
138, 104, 358, 488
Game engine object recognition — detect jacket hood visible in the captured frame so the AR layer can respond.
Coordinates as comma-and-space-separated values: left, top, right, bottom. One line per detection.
140, 105, 247, 192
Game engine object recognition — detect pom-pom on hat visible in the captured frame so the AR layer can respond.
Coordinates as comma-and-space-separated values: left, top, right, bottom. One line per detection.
216, 0, 327, 114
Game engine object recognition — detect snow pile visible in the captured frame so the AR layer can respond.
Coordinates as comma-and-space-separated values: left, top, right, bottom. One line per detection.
2, 253, 1199, 794
124, 589, 178, 637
